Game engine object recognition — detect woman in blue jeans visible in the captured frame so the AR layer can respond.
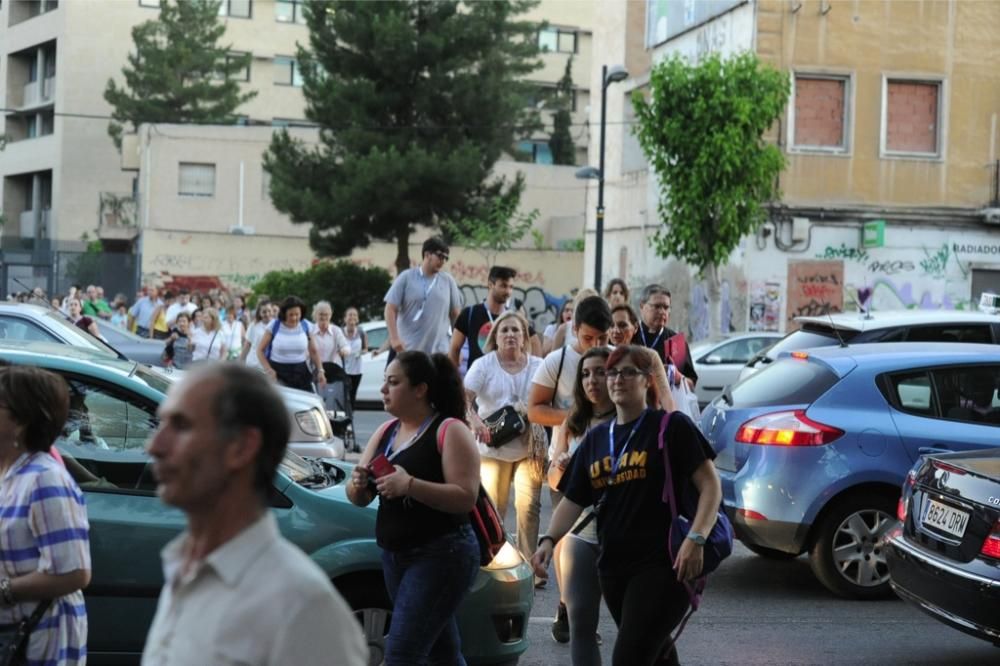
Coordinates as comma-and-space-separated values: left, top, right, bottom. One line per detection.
348, 351, 481, 665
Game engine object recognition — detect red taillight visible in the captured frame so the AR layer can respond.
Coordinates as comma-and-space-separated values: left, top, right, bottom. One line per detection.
896, 497, 907, 522
932, 461, 967, 476
981, 521, 1000, 560
738, 508, 767, 521
735, 410, 844, 447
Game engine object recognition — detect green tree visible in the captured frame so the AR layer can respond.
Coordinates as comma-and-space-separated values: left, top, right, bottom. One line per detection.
632, 52, 789, 337
251, 261, 392, 323
264, 0, 542, 274
548, 57, 576, 165
103, 0, 256, 148
442, 194, 539, 270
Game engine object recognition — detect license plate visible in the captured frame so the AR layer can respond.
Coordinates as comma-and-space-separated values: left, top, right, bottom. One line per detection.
921, 498, 970, 538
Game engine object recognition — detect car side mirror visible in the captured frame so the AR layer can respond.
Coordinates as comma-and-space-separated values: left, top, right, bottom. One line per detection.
705, 355, 723, 365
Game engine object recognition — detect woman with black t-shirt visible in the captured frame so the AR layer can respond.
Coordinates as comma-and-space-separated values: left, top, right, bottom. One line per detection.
531, 344, 722, 666
346, 351, 481, 665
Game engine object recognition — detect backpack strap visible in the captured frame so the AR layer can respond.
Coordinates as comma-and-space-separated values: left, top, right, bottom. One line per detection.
264, 319, 281, 360
549, 346, 567, 407
436, 416, 462, 454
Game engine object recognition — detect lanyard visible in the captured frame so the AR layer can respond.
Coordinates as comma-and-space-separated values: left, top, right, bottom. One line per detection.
639, 324, 664, 350
412, 268, 440, 322
607, 409, 648, 480
385, 415, 436, 458
483, 298, 514, 324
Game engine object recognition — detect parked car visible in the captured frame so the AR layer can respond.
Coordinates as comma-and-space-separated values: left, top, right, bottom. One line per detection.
0, 341, 533, 665
357, 320, 389, 405
689, 333, 782, 406
701, 342, 1000, 599
93, 318, 166, 366
0, 340, 343, 460
739, 310, 1000, 381
887, 448, 1000, 646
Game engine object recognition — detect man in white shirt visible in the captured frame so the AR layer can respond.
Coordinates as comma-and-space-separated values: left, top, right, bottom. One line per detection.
164, 289, 197, 328
141, 364, 368, 666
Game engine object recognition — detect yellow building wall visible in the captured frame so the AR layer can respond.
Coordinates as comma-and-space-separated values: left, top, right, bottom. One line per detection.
761, 0, 1000, 208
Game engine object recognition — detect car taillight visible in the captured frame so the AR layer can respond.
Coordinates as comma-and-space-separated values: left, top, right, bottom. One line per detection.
896, 497, 907, 522
981, 521, 1000, 560
735, 410, 844, 447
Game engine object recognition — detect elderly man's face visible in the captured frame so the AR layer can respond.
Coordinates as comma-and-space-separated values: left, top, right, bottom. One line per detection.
641, 293, 671, 330
147, 376, 238, 512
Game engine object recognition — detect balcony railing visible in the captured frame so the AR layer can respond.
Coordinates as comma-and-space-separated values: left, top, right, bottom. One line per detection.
21, 76, 55, 108
18, 208, 51, 240
98, 193, 140, 242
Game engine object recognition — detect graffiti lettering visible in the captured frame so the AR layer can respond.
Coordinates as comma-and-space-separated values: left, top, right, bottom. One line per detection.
797, 273, 840, 285
458, 284, 566, 332
800, 283, 839, 298
791, 299, 841, 318
866, 278, 970, 311
920, 244, 950, 279
867, 260, 915, 275
816, 244, 869, 264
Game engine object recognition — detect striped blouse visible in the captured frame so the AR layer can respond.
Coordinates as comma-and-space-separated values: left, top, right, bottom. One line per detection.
0, 452, 90, 666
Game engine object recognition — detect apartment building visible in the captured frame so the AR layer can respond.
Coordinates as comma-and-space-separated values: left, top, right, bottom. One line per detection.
0, 0, 592, 297
589, 0, 1000, 338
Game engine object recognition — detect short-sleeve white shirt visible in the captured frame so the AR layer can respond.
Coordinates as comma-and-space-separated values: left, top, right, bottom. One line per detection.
530, 344, 581, 457
464, 352, 543, 462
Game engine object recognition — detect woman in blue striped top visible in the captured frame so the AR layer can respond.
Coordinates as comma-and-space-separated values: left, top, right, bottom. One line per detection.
0, 366, 91, 665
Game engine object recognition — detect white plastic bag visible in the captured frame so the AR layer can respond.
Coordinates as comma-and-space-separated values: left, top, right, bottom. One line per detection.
667, 365, 701, 423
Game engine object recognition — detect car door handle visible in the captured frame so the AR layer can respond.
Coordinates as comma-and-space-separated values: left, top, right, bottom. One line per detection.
918, 446, 952, 456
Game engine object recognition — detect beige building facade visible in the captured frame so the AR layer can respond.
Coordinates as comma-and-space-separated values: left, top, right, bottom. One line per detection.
590, 0, 1000, 339
0, 0, 590, 301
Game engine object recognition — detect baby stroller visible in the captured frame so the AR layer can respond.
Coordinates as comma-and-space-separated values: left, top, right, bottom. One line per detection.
319, 363, 358, 453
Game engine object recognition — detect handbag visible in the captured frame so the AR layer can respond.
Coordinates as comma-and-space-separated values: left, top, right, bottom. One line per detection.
482, 405, 527, 448
0, 600, 52, 666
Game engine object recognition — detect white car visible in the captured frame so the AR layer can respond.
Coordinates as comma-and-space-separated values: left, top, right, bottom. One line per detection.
356, 320, 389, 405
690, 333, 782, 406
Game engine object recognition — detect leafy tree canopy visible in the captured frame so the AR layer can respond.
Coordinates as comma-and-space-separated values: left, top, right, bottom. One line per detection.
104, 0, 256, 148
251, 261, 392, 323
264, 0, 542, 273
632, 52, 789, 273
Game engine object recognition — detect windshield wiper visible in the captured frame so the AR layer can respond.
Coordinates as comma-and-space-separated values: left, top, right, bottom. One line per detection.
721, 385, 733, 407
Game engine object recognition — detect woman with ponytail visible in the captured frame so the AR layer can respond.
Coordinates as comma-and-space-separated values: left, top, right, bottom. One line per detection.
347, 351, 481, 665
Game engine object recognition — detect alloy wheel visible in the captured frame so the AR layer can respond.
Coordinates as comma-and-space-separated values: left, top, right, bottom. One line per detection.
830, 509, 894, 587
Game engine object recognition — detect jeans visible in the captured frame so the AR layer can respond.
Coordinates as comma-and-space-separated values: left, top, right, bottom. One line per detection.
381, 525, 480, 666
479, 457, 542, 561
600, 565, 691, 666
561, 535, 602, 666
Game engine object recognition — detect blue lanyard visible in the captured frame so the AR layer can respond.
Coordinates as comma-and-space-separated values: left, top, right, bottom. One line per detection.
607, 409, 648, 480
386, 415, 435, 458
639, 324, 664, 350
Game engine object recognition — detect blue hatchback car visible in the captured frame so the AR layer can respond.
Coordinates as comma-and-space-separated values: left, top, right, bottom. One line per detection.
700, 343, 1000, 599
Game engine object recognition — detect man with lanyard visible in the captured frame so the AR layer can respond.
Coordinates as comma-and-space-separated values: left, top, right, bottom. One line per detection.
637, 284, 698, 387
449, 265, 540, 375
384, 236, 463, 362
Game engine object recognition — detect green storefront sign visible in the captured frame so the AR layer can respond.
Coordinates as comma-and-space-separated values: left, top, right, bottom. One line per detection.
863, 220, 885, 248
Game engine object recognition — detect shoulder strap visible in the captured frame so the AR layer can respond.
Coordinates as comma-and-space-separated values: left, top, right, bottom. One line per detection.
658, 411, 678, 515
549, 346, 567, 407
264, 319, 281, 360
374, 418, 400, 455
301, 320, 310, 335
436, 416, 462, 454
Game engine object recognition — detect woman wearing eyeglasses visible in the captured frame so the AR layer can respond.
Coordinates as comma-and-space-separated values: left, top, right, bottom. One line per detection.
531, 345, 721, 666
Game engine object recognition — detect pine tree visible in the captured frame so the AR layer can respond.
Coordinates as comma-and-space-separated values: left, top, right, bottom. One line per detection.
263, 0, 542, 273
548, 57, 577, 165
103, 0, 256, 148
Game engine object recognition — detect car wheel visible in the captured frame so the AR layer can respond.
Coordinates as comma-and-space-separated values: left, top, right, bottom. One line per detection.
744, 543, 799, 560
338, 579, 393, 666
808, 494, 896, 599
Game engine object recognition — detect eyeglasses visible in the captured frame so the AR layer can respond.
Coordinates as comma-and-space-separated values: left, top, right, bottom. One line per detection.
434, 251, 450, 262
606, 367, 649, 380
646, 303, 670, 311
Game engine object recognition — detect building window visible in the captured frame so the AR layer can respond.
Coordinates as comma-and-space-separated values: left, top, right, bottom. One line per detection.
178, 163, 216, 197
538, 27, 577, 54
261, 168, 271, 200
138, 0, 159, 6
882, 78, 943, 157
276, 0, 307, 24
791, 74, 850, 152
218, 0, 251, 19
517, 140, 553, 165
220, 51, 251, 82
274, 56, 303, 87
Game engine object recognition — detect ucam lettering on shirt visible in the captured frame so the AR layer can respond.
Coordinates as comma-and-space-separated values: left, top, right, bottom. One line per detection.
589, 450, 649, 489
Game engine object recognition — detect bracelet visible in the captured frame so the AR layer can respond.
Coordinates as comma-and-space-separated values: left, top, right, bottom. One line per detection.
537, 535, 556, 549
406, 476, 415, 496
0, 578, 14, 606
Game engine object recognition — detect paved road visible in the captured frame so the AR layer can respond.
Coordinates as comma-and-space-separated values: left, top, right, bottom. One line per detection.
349, 409, 999, 665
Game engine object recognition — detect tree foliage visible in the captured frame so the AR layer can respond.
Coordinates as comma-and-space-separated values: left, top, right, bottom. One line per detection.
251, 261, 392, 323
548, 57, 576, 165
103, 0, 256, 148
632, 52, 789, 273
442, 194, 539, 270
264, 0, 542, 274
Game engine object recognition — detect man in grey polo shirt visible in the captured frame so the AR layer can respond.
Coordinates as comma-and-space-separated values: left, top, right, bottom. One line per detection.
142, 364, 367, 666
384, 236, 463, 358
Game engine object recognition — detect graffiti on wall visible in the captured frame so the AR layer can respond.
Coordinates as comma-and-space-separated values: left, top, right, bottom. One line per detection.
867, 278, 969, 311
458, 284, 567, 333
816, 244, 869, 264
786, 260, 844, 330
749, 282, 781, 332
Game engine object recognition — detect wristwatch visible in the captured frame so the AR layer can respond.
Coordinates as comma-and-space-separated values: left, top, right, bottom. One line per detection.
686, 531, 707, 546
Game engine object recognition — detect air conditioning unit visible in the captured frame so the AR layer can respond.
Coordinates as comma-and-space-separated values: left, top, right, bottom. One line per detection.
980, 208, 1000, 225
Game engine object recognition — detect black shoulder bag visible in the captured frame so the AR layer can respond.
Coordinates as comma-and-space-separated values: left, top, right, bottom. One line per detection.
0, 600, 53, 666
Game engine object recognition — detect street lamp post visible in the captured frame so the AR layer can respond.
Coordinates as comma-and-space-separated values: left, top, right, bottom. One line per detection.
579, 64, 628, 293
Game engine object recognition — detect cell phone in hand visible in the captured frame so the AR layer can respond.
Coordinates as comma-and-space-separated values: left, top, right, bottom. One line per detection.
368, 454, 396, 479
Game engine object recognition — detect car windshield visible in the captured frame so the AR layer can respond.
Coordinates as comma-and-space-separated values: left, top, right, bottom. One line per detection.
759, 326, 858, 362
44, 311, 122, 358
729, 357, 840, 408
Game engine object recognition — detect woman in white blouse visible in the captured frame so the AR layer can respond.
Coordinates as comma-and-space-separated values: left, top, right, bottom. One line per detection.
311, 300, 350, 380
191, 307, 226, 362
463, 311, 544, 564
256, 296, 326, 392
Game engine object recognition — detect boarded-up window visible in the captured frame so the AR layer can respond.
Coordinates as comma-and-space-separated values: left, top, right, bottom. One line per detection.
178, 163, 215, 197
793, 76, 847, 149
885, 80, 939, 154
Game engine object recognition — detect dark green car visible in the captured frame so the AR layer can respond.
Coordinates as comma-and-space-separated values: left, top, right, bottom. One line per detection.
0, 342, 533, 665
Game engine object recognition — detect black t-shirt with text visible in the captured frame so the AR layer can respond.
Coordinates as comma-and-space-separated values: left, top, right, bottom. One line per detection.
559, 408, 715, 575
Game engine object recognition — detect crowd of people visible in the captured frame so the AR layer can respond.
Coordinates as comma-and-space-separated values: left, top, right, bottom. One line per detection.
1, 235, 722, 665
